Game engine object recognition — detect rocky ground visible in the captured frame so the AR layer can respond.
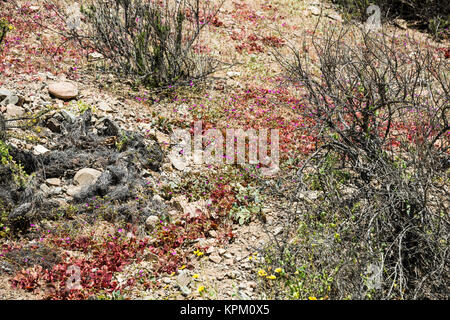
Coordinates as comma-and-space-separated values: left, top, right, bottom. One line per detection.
0, 77, 287, 299
0, 0, 447, 300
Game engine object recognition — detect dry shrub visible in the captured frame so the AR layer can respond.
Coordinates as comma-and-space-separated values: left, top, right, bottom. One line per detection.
266, 23, 449, 299
49, 0, 223, 88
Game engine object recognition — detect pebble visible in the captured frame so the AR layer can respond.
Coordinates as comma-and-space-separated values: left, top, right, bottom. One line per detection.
40, 183, 51, 194
73, 168, 102, 186
60, 109, 77, 123
308, 6, 321, 16
48, 82, 78, 100
33, 144, 50, 155
5, 104, 25, 117
209, 253, 222, 264
46, 178, 61, 186
145, 215, 159, 231
66, 185, 82, 197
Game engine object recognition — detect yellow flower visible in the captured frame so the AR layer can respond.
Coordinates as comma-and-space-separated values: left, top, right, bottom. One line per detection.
308, 296, 317, 300
275, 268, 282, 273
258, 269, 267, 277
192, 274, 199, 279
198, 285, 205, 293
197, 251, 204, 257
266, 275, 276, 280
179, 265, 186, 270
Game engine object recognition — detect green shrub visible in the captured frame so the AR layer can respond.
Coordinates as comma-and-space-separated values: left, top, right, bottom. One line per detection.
0, 140, 30, 190
0, 18, 13, 49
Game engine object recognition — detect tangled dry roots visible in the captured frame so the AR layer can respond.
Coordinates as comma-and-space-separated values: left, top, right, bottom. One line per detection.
1, 109, 166, 233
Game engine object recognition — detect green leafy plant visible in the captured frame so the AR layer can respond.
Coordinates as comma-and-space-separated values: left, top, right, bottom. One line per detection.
115, 132, 128, 152
0, 18, 13, 49
0, 140, 30, 190
0, 199, 11, 238
229, 183, 263, 225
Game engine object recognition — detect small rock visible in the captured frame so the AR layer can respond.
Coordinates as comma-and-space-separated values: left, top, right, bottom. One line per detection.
273, 226, 283, 236
73, 168, 102, 187
177, 270, 192, 296
152, 194, 165, 203
224, 258, 234, 265
179, 286, 191, 296
209, 253, 222, 264
99, 117, 121, 136
223, 252, 233, 259
327, 12, 342, 22
46, 118, 61, 133
66, 185, 82, 197
177, 270, 191, 287
308, 6, 321, 16
145, 215, 159, 231
29, 5, 40, 11
161, 162, 173, 172
49, 187, 62, 195
9, 203, 32, 220
5, 104, 25, 117
238, 282, 247, 290
227, 71, 241, 78
97, 101, 112, 112
33, 144, 50, 155
240, 262, 252, 270
226, 270, 239, 279
394, 19, 408, 30
40, 183, 51, 194
88, 52, 104, 60
53, 198, 67, 206
299, 191, 321, 201
155, 131, 170, 146
48, 82, 78, 100
60, 109, 76, 123
46, 178, 61, 186
208, 230, 218, 238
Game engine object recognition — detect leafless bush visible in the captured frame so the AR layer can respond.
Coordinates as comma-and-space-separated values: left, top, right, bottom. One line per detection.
266, 24, 449, 299
49, 0, 223, 87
